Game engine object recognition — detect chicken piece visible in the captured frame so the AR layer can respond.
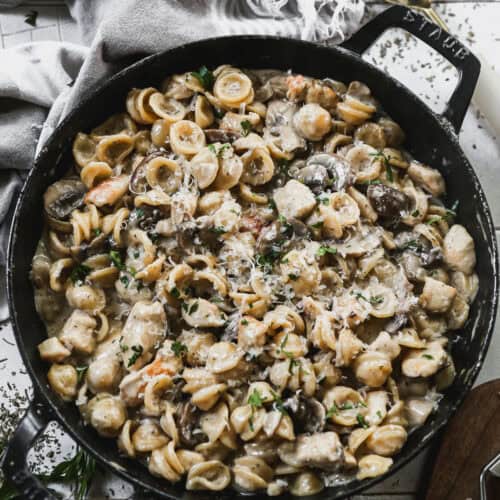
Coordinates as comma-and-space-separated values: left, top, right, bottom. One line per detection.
273, 180, 316, 220
443, 224, 476, 274
38, 337, 71, 363
120, 300, 167, 370
278, 432, 344, 471
419, 277, 457, 313
84, 175, 129, 207
59, 309, 96, 355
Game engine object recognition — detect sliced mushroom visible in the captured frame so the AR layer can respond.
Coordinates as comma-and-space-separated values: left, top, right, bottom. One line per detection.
204, 129, 241, 143
177, 401, 204, 448
367, 184, 410, 219
284, 394, 325, 433
44, 179, 86, 221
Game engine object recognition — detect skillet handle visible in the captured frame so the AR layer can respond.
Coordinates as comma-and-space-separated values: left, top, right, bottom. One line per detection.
1, 393, 56, 499
341, 5, 480, 133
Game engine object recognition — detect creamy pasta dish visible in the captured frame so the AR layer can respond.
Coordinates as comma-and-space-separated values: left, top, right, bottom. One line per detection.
32, 65, 478, 496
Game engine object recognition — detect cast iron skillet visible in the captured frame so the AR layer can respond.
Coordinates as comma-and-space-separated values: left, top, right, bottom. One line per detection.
2, 6, 498, 500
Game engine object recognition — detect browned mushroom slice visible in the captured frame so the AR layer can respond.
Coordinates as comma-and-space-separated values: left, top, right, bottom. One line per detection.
44, 179, 86, 221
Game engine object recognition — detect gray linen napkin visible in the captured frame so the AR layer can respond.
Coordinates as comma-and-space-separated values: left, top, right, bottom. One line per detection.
0, 0, 365, 291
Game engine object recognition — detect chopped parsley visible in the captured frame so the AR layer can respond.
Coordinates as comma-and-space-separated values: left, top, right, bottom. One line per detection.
240, 120, 252, 136
76, 365, 88, 384
170, 287, 180, 298
310, 220, 324, 229
127, 344, 144, 367
326, 402, 339, 419
188, 301, 199, 315
120, 275, 130, 287
109, 250, 125, 270
369, 295, 384, 305
317, 245, 337, 257
211, 226, 227, 234
93, 228, 102, 236
376, 410, 383, 419
69, 264, 91, 284
427, 200, 459, 225
401, 239, 423, 252
207, 144, 216, 153
370, 150, 393, 182
171, 341, 188, 358
411, 209, 420, 217
422, 354, 434, 360
247, 389, 264, 431
268, 199, 277, 210
241, 318, 249, 326
190, 65, 214, 90
288, 273, 299, 281
317, 196, 330, 206
271, 391, 288, 415
134, 208, 145, 219
357, 414, 369, 429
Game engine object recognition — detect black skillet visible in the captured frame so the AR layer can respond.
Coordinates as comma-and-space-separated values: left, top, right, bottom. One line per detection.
2, 6, 498, 500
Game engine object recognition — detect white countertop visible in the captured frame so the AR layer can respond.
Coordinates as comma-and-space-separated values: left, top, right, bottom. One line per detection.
0, 1, 499, 499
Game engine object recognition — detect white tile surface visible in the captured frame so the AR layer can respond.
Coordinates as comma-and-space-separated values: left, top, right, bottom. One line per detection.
0, 1, 499, 499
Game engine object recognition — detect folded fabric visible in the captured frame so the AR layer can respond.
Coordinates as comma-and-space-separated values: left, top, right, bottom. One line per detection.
0, 0, 365, 268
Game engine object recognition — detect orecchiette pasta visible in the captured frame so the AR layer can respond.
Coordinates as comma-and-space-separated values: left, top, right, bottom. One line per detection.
33, 65, 477, 496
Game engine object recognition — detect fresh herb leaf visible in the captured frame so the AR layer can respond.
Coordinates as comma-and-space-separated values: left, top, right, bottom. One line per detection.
426, 215, 442, 225
370, 150, 393, 182
213, 107, 225, 119
369, 295, 384, 305
317, 245, 337, 257
422, 354, 434, 360
109, 250, 125, 270
120, 275, 130, 287
127, 344, 143, 367
24, 10, 38, 27
386, 163, 394, 182
93, 228, 102, 236
376, 410, 383, 419
247, 389, 264, 431
316, 196, 330, 206
357, 414, 369, 429
70, 264, 91, 284
188, 301, 199, 315
76, 365, 88, 384
240, 120, 252, 136
268, 199, 277, 210
241, 318, 249, 326
411, 209, 420, 217
171, 341, 188, 358
288, 273, 299, 281
211, 226, 227, 234
311, 221, 324, 229
271, 391, 288, 415
170, 287, 180, 298
326, 402, 339, 419
38, 448, 96, 500
207, 144, 216, 153
190, 66, 214, 90
360, 179, 381, 185
401, 239, 422, 252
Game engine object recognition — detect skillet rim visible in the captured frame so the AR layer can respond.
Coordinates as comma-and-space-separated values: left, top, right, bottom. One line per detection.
6, 34, 499, 499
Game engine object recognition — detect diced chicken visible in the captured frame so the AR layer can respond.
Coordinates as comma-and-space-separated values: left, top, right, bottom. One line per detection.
278, 432, 344, 471
443, 224, 476, 274
59, 309, 97, 355
419, 277, 457, 313
120, 301, 167, 370
84, 175, 129, 207
407, 163, 445, 197
273, 180, 316, 219
87, 337, 122, 393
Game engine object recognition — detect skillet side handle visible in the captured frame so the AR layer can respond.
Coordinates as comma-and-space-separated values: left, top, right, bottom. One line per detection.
341, 5, 480, 133
1, 394, 56, 499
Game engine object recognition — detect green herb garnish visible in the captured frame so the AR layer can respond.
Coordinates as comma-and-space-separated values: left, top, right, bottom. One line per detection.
241, 318, 249, 326
288, 273, 299, 281
76, 365, 88, 384
70, 264, 91, 284
317, 245, 337, 257
127, 344, 143, 367
247, 389, 264, 431
188, 301, 199, 315
240, 120, 252, 136
171, 341, 188, 358
211, 226, 227, 234
109, 250, 125, 270
191, 66, 214, 90
357, 414, 369, 429
271, 391, 288, 415
170, 287, 180, 298
422, 354, 434, 360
